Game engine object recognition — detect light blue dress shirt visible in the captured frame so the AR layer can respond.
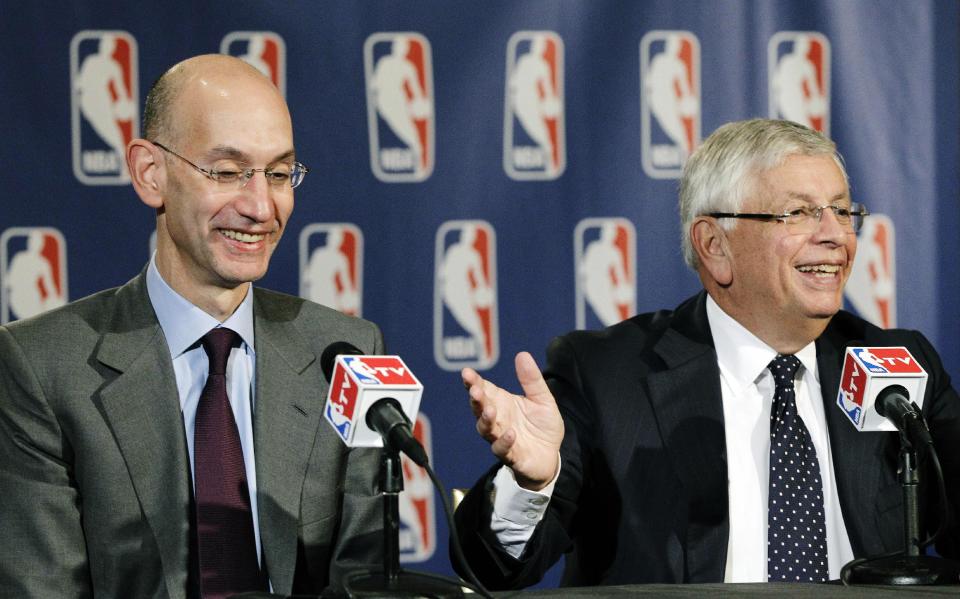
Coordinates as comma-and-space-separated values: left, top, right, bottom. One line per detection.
145, 255, 263, 564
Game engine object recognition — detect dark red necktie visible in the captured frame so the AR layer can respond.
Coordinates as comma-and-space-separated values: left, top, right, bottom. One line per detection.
193, 328, 266, 598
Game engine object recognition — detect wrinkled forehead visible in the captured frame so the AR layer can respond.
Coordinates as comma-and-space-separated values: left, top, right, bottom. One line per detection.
749, 146, 846, 181
748, 153, 849, 208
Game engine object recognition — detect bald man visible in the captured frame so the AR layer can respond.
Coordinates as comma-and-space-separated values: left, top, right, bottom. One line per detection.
0, 55, 384, 598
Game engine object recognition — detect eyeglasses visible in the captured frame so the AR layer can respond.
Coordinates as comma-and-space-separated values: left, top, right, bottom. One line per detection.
151, 141, 309, 190
707, 202, 869, 234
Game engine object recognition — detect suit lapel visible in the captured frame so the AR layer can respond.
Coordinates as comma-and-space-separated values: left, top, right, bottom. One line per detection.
252, 291, 321, 594
95, 274, 191, 599
645, 293, 728, 582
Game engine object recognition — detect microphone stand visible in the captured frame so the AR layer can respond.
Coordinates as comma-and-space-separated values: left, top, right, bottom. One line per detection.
343, 446, 465, 598
844, 431, 960, 585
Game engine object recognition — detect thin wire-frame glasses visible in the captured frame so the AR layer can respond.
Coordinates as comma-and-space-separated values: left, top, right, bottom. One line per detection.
151, 141, 309, 189
708, 202, 869, 234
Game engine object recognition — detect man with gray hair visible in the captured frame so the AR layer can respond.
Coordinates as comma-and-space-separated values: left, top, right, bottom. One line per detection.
454, 118, 960, 588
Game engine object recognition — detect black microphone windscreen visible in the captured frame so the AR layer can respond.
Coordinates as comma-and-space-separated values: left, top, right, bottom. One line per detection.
875, 384, 911, 418
320, 341, 363, 382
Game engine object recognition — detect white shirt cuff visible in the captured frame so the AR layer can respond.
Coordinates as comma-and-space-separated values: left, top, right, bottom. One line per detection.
489, 457, 560, 559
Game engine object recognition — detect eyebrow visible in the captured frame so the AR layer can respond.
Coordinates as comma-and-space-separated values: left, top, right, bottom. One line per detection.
204, 145, 297, 164
783, 191, 850, 204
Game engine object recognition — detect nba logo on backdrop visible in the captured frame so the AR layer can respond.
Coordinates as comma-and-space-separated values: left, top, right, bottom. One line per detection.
70, 30, 138, 185
1, 228, 68, 324
434, 220, 498, 371
574, 218, 636, 329
399, 413, 436, 563
364, 32, 434, 182
504, 31, 565, 180
299, 223, 363, 317
769, 31, 830, 134
846, 214, 896, 329
640, 31, 700, 179
221, 32, 286, 97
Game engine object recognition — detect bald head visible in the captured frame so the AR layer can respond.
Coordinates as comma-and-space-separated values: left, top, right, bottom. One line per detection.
142, 54, 284, 145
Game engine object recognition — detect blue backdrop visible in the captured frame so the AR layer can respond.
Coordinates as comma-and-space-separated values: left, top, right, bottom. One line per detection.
1, 0, 958, 585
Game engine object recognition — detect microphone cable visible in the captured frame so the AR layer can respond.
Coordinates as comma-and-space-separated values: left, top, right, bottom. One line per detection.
424, 462, 494, 599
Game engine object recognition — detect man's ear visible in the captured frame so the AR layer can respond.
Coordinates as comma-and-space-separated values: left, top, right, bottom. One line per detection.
691, 217, 733, 286
127, 139, 165, 209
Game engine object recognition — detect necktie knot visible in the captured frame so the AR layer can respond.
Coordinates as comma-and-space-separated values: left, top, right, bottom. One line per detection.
769, 354, 802, 386
201, 328, 238, 375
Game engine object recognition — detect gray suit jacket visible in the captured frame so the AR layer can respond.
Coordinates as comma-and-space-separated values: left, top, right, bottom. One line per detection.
0, 271, 384, 598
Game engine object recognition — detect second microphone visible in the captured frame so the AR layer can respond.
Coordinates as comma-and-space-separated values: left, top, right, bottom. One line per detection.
321, 341, 429, 467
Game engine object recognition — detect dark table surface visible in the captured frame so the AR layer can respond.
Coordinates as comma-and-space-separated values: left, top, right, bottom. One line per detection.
492, 582, 959, 597
239, 581, 960, 598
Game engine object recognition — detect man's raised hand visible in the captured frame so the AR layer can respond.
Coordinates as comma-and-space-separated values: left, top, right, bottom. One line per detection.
462, 351, 563, 490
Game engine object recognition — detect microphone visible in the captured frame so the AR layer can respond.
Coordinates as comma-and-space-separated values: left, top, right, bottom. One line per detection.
875, 385, 934, 446
836, 346, 931, 444
321, 342, 429, 466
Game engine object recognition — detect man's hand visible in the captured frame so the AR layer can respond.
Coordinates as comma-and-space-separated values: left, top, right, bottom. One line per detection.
462, 352, 564, 491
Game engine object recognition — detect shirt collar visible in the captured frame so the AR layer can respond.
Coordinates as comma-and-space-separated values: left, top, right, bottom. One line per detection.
146, 253, 255, 359
705, 294, 818, 390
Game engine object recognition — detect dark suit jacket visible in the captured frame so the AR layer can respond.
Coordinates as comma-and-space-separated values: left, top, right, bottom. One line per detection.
454, 292, 960, 589
0, 272, 385, 598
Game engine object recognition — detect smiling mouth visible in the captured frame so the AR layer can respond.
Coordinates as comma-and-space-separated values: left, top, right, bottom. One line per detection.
220, 229, 266, 243
796, 264, 841, 278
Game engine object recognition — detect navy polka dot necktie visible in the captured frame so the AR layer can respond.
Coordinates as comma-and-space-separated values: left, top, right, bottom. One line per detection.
767, 355, 828, 582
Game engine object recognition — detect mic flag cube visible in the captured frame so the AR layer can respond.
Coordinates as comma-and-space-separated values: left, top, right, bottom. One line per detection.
324, 355, 424, 447
836, 347, 928, 432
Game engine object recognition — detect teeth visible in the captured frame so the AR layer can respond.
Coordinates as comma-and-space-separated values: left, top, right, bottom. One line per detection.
797, 264, 840, 274
221, 229, 265, 243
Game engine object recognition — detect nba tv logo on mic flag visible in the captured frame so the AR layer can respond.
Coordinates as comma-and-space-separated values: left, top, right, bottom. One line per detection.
324, 355, 423, 446
836, 347, 927, 432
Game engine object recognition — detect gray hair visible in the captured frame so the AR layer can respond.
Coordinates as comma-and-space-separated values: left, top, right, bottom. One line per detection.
678, 118, 847, 269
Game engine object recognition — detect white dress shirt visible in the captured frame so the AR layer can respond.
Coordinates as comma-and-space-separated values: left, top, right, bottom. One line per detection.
490, 295, 854, 580
706, 296, 853, 581
145, 256, 264, 564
